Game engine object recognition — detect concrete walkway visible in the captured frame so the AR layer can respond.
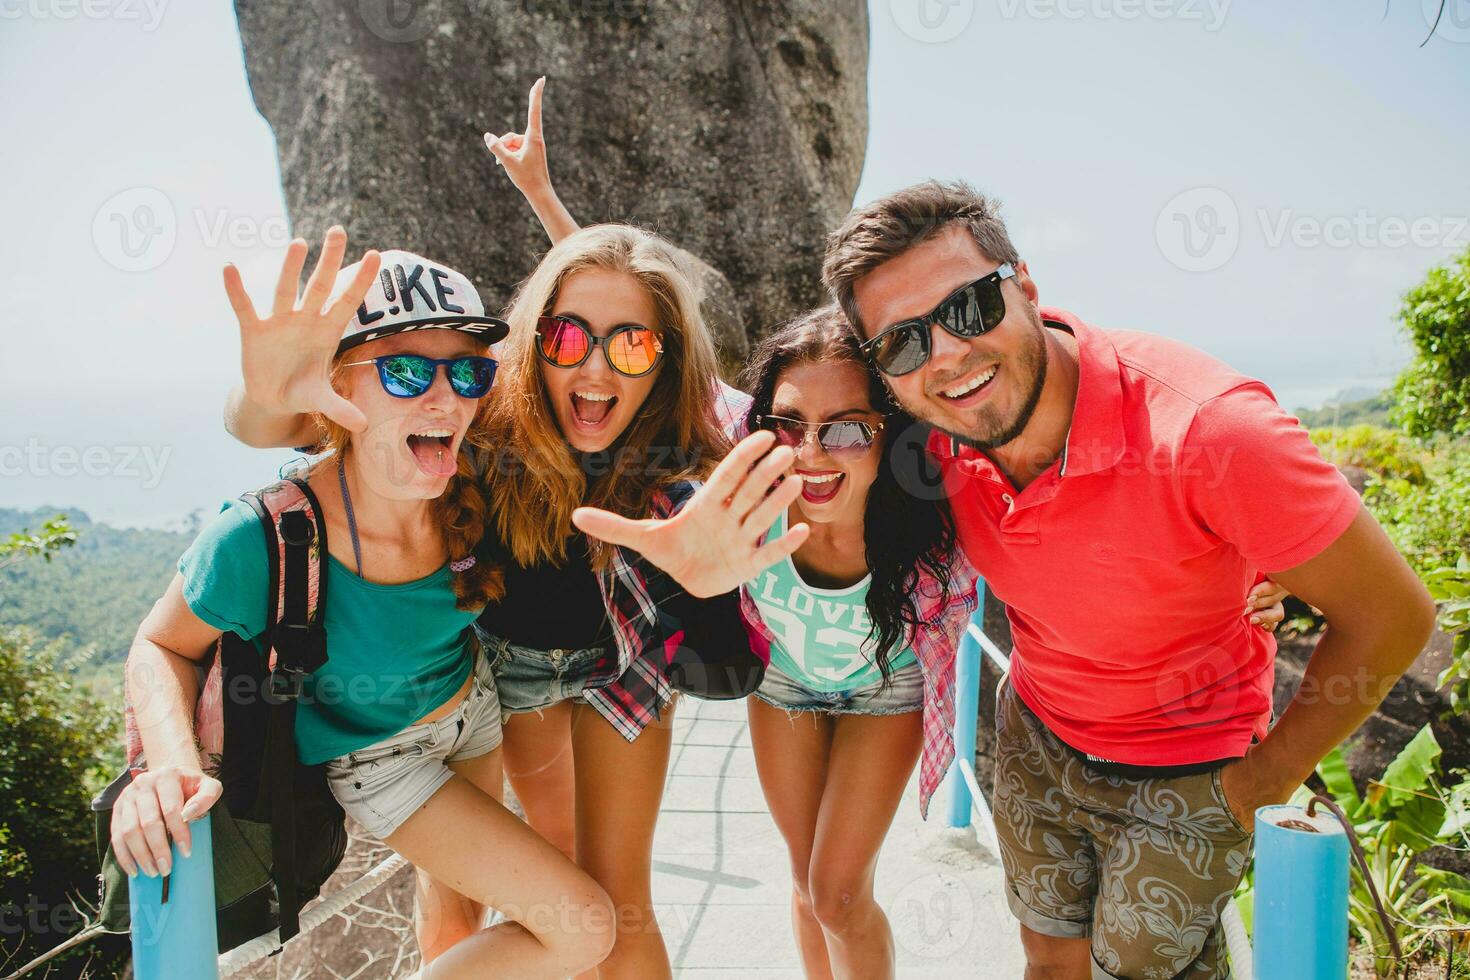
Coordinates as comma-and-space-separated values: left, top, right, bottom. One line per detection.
653, 695, 1026, 978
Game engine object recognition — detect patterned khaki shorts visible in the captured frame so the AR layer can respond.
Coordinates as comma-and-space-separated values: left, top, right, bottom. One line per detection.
993, 681, 1254, 980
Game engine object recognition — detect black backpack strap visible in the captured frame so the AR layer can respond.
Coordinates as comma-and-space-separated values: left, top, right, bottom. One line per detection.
250, 478, 329, 944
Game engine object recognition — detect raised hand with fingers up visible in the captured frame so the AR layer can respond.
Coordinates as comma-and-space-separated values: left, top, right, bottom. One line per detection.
221, 226, 380, 435
571, 431, 812, 598
483, 76, 580, 244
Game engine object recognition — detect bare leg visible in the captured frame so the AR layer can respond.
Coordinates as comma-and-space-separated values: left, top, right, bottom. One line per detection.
1019, 927, 1092, 980
387, 772, 614, 979
570, 697, 678, 979
416, 748, 504, 963
807, 710, 922, 980
501, 702, 578, 859
747, 698, 837, 980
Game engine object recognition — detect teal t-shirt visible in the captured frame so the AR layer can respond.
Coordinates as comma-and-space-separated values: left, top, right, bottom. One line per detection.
746, 510, 916, 693
178, 499, 479, 765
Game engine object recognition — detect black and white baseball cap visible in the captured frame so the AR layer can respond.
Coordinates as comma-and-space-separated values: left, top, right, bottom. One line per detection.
335, 249, 509, 354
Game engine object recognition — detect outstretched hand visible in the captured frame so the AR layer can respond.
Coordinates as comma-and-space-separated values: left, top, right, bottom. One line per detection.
572, 431, 811, 598
484, 76, 551, 201
221, 226, 380, 434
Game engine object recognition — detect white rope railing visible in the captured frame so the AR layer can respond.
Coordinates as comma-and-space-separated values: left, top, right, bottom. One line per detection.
217, 853, 409, 977
1220, 899, 1253, 979
955, 758, 1000, 854
966, 621, 1010, 674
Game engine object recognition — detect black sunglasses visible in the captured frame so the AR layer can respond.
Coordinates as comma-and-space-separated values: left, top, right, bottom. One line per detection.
755, 415, 884, 457
860, 264, 1016, 377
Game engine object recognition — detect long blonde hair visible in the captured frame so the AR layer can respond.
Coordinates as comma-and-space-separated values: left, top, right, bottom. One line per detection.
475, 224, 731, 569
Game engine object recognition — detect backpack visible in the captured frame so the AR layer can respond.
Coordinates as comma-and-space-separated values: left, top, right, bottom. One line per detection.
89, 476, 347, 954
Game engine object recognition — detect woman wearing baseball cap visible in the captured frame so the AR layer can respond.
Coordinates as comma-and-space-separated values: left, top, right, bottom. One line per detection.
224, 212, 771, 975
113, 228, 615, 979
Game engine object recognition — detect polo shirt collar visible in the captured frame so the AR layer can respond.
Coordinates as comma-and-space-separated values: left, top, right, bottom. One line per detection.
1040, 308, 1126, 478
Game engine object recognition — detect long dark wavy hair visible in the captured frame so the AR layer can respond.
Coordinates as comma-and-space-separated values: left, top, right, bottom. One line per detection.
738, 305, 959, 681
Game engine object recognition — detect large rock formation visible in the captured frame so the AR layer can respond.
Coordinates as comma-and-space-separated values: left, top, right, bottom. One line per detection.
233, 0, 869, 363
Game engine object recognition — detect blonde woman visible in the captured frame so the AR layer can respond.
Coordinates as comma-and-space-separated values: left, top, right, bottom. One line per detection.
225, 224, 795, 977
117, 230, 614, 979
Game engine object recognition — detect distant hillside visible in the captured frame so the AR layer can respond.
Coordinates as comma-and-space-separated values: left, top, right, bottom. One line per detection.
1294, 388, 1394, 428
0, 508, 198, 664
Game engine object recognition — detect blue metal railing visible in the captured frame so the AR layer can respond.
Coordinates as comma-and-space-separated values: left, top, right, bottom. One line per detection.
946, 589, 1008, 853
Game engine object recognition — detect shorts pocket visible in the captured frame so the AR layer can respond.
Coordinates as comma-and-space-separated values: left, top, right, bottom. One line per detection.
1209, 766, 1253, 837
342, 738, 432, 785
483, 635, 511, 672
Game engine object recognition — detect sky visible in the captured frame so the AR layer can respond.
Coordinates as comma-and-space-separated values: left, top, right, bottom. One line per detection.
1, 0, 1467, 526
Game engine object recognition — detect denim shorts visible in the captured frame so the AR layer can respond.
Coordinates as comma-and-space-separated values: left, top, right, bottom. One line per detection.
324, 650, 503, 840
479, 630, 607, 717
753, 659, 924, 716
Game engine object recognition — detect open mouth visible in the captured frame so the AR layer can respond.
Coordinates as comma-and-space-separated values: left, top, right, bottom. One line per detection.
799, 470, 845, 504
569, 390, 618, 431
937, 363, 999, 406
406, 429, 457, 478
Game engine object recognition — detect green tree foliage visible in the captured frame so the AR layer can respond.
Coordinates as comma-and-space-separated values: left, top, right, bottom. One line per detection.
0, 625, 123, 975
0, 516, 77, 571
1311, 426, 1470, 577
1234, 728, 1470, 978
0, 508, 196, 667
1294, 389, 1395, 429
1393, 245, 1470, 439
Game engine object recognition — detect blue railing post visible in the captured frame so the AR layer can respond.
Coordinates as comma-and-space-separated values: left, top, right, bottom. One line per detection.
947, 594, 986, 828
129, 812, 219, 979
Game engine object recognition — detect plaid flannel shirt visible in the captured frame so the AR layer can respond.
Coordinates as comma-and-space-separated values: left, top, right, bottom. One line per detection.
579, 383, 756, 741
578, 382, 979, 817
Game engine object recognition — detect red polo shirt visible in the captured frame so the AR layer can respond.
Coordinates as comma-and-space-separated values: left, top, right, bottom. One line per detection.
931, 309, 1361, 766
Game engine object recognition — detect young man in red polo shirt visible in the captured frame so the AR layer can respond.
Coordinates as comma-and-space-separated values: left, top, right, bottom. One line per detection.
812, 181, 1436, 979
572, 180, 1437, 979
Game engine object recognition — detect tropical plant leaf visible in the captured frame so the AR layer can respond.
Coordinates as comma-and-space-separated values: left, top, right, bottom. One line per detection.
1317, 746, 1362, 813
1368, 726, 1442, 817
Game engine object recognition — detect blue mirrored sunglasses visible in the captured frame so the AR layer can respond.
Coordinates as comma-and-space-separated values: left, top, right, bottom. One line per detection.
342, 354, 499, 398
